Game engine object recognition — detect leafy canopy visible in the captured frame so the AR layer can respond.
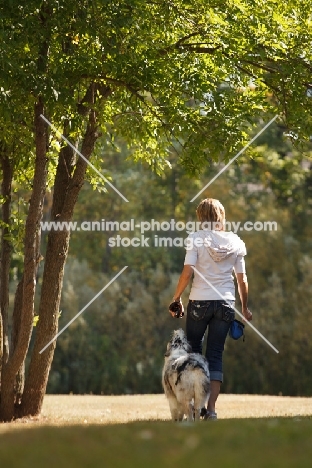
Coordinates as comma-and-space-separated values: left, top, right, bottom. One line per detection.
0, 0, 311, 178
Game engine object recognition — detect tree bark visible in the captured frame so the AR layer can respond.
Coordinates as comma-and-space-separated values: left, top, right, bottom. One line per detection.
0, 153, 13, 375
0, 100, 48, 421
21, 108, 99, 416
11, 277, 25, 406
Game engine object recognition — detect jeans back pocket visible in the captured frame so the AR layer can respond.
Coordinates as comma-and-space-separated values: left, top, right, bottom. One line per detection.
221, 303, 235, 323
188, 301, 211, 321
214, 302, 235, 323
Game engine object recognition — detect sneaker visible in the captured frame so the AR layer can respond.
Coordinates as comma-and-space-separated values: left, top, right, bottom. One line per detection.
204, 411, 217, 420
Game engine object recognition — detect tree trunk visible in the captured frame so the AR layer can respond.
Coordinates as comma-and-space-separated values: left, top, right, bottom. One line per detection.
21, 108, 99, 416
0, 152, 13, 377
0, 314, 3, 388
11, 277, 25, 406
0, 100, 48, 421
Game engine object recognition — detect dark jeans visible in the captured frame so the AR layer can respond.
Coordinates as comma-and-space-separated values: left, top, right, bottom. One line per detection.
186, 300, 235, 382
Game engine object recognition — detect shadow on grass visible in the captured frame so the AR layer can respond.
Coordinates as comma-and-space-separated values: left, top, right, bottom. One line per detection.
1, 417, 312, 468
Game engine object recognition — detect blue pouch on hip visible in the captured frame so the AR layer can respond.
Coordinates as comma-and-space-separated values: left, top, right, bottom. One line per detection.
229, 319, 245, 340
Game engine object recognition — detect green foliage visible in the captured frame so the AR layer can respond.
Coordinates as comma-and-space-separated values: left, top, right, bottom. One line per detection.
1, 0, 312, 185
1, 0, 312, 275
33, 315, 39, 327
44, 122, 312, 396
1, 0, 312, 400
46, 259, 179, 394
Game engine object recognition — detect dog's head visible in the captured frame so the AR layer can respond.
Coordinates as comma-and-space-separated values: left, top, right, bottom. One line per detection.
165, 329, 192, 357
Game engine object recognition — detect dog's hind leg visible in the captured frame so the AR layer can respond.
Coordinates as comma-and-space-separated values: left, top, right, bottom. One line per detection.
193, 395, 203, 421
177, 402, 185, 421
174, 392, 187, 421
186, 402, 195, 422
167, 396, 180, 421
193, 406, 201, 421
194, 379, 210, 421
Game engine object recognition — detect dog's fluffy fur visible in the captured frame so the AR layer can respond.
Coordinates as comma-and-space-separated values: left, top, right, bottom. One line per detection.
162, 329, 210, 421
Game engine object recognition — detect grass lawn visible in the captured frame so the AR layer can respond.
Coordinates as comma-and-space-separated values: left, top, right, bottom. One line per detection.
0, 394, 312, 467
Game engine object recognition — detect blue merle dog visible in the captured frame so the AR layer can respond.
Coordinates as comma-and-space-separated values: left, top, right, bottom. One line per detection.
162, 329, 210, 421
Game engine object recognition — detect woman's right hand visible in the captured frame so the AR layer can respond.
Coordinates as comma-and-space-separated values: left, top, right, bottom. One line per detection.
168, 299, 184, 318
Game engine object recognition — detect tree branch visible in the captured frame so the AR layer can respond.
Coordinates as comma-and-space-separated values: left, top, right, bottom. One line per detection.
175, 32, 202, 47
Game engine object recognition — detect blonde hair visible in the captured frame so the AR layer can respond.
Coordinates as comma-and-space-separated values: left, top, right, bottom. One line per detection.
196, 198, 225, 229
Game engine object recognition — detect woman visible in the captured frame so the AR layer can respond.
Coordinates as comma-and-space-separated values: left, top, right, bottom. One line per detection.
169, 198, 252, 420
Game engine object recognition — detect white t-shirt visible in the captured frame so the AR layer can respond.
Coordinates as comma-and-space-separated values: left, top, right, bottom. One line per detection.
184, 230, 247, 300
